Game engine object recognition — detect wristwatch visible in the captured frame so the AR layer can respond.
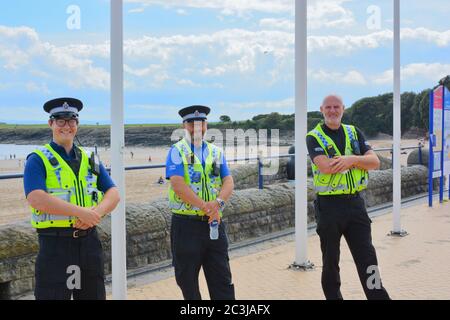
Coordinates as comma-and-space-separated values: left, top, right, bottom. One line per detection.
216, 198, 226, 210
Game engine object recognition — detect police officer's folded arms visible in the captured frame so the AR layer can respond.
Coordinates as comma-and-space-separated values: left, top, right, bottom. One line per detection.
306, 94, 390, 300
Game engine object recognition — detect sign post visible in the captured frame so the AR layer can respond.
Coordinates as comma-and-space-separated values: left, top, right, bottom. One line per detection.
429, 85, 445, 206
444, 87, 450, 198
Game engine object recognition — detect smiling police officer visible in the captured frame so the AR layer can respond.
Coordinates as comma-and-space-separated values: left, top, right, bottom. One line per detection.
166, 105, 235, 300
306, 94, 390, 300
23, 98, 120, 300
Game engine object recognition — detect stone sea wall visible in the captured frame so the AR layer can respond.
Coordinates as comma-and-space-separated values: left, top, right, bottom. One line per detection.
0, 159, 434, 299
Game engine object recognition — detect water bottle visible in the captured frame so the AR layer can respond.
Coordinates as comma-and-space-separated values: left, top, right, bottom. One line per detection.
209, 220, 219, 240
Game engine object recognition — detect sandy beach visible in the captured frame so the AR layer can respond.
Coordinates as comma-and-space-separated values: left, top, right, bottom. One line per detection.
0, 139, 424, 225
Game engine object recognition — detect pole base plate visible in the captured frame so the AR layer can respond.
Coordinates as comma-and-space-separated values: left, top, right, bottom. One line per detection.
288, 261, 315, 271
388, 230, 409, 237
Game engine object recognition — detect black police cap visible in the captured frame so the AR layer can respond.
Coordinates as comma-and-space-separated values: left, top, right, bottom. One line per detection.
43, 97, 83, 119
178, 105, 210, 122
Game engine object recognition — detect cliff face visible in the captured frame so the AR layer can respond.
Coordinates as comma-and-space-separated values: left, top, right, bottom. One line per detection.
0, 126, 294, 147
0, 126, 182, 147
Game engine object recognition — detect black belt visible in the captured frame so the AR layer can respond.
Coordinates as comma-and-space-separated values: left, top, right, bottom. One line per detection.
172, 213, 209, 222
317, 192, 360, 200
37, 227, 95, 238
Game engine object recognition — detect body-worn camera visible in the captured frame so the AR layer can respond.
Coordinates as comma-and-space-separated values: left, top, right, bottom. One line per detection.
90, 152, 101, 176
351, 139, 361, 155
212, 160, 221, 177
326, 145, 337, 158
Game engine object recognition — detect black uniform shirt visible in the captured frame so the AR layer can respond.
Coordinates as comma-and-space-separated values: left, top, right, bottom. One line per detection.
306, 123, 372, 163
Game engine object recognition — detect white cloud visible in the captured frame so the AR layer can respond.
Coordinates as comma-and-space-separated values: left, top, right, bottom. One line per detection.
126, 0, 355, 29
201, 65, 229, 76
308, 0, 355, 29
0, 26, 38, 70
0, 81, 50, 94
25, 82, 50, 94
123, 28, 293, 81
128, 7, 145, 14
309, 27, 450, 54
308, 30, 393, 54
125, 0, 355, 28
124, 64, 161, 77
259, 18, 294, 31
0, 25, 109, 90
125, 0, 293, 16
0, 25, 39, 41
125, 64, 222, 88
175, 78, 201, 87
2, 22, 450, 95
218, 98, 294, 111
59, 43, 109, 59
310, 69, 367, 85
402, 27, 450, 47
373, 63, 450, 85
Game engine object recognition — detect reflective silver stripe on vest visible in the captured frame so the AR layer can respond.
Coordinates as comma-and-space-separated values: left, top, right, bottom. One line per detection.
168, 202, 201, 212
168, 202, 184, 210
315, 173, 367, 193
314, 184, 349, 193
38, 146, 63, 187
32, 213, 73, 222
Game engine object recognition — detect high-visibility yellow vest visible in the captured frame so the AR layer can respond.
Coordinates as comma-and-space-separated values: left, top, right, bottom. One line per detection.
307, 123, 368, 195
30, 144, 103, 228
168, 138, 223, 216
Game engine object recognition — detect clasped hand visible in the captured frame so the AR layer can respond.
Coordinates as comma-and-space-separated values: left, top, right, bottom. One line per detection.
201, 201, 221, 224
329, 156, 355, 174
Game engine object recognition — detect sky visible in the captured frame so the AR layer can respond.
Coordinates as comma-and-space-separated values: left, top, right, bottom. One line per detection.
0, 0, 449, 124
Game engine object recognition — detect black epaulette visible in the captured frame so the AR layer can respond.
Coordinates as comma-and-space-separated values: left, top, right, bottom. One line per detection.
49, 157, 59, 166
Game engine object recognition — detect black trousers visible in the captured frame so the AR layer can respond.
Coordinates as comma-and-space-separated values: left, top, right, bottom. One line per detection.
34, 228, 106, 300
314, 194, 390, 300
170, 215, 235, 300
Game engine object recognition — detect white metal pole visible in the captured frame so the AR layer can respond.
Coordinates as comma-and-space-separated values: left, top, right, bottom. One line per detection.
293, 0, 310, 267
111, 0, 127, 299
392, 0, 403, 235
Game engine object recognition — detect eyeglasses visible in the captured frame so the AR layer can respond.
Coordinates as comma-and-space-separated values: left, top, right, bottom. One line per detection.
53, 119, 79, 128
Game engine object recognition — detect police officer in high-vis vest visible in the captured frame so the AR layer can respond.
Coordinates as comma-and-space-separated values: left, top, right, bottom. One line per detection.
23, 98, 120, 300
306, 95, 390, 300
166, 105, 235, 300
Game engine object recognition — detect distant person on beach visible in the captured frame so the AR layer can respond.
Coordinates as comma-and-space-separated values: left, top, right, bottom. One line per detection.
166, 105, 235, 300
306, 94, 390, 300
148, 155, 152, 162
23, 97, 120, 300
131, 151, 134, 159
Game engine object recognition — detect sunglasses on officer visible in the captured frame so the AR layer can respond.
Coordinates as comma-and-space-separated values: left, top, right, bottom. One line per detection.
51, 118, 79, 128
185, 119, 206, 123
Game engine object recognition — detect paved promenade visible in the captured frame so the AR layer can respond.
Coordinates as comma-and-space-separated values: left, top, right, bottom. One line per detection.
113, 199, 450, 300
